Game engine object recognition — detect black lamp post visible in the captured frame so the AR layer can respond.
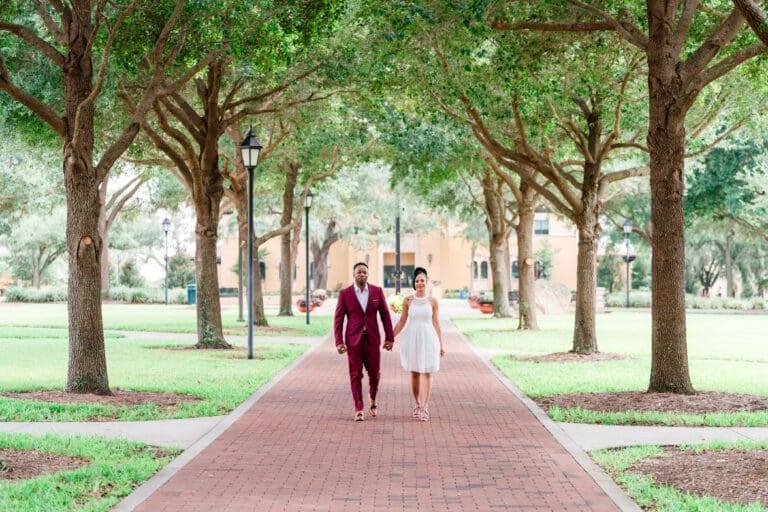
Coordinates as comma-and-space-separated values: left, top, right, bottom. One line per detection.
623, 219, 635, 308
239, 125, 263, 360
395, 215, 401, 294
305, 189, 314, 325
162, 217, 171, 305
237, 240, 244, 322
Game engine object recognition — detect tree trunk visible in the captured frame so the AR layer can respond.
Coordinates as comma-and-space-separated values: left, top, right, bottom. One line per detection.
191, 119, 228, 347
311, 219, 341, 290
571, 202, 600, 354
32, 252, 42, 289
726, 229, 735, 297
516, 185, 538, 330
278, 232, 294, 316
488, 231, 512, 317
480, 169, 513, 317
647, 12, 694, 392
252, 241, 267, 325
311, 241, 329, 290
237, 217, 268, 326
193, 191, 229, 348
278, 163, 299, 316
63, 13, 109, 394
99, 176, 110, 297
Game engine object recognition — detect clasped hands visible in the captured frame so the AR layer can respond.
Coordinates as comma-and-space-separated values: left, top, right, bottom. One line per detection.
336, 340, 394, 354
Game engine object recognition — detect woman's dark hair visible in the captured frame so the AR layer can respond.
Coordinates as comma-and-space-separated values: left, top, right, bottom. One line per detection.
412, 266, 428, 289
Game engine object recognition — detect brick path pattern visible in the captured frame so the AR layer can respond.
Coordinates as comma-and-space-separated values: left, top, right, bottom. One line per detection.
132, 323, 621, 511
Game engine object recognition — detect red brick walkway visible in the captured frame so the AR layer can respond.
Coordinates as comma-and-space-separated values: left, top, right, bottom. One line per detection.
130, 323, 626, 511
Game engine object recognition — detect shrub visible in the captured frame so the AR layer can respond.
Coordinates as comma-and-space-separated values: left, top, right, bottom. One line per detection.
387, 294, 404, 313
605, 291, 651, 308
129, 289, 151, 304
2, 286, 67, 302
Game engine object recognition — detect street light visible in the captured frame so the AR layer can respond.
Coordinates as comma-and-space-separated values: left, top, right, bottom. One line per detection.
305, 189, 314, 325
237, 240, 244, 322
623, 219, 635, 308
162, 218, 171, 305
239, 125, 263, 360
395, 215, 401, 294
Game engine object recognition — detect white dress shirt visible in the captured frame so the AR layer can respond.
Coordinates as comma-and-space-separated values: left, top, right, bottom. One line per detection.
354, 283, 369, 312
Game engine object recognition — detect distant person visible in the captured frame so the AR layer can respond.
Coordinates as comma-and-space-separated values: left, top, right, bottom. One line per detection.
334, 262, 395, 421
393, 267, 445, 421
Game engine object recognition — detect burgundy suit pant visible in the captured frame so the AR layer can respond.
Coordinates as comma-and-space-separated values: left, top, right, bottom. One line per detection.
346, 333, 381, 412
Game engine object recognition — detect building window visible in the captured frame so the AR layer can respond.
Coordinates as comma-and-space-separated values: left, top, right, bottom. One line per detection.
383, 265, 413, 288
473, 261, 478, 278
534, 218, 549, 235
259, 261, 266, 281
480, 261, 488, 279
511, 260, 518, 278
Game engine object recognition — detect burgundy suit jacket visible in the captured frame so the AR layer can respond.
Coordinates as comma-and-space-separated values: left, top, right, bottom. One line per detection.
334, 284, 395, 348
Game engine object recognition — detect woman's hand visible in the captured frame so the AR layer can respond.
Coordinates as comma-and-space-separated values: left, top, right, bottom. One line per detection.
440, 347, 445, 357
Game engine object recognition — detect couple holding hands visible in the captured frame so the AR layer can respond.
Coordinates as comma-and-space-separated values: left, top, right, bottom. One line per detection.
334, 262, 445, 422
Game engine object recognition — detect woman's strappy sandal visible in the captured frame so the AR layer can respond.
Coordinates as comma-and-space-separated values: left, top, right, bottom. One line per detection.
412, 404, 422, 419
368, 403, 377, 418
354, 411, 364, 422
419, 406, 430, 422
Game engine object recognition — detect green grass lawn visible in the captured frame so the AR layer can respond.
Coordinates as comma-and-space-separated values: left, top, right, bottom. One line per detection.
0, 302, 333, 337
0, 433, 178, 512
452, 311, 768, 426
0, 303, 325, 422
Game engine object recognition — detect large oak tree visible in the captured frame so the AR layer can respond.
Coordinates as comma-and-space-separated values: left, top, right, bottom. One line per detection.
0, 0, 217, 393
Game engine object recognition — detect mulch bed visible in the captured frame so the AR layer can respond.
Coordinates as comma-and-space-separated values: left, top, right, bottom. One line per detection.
515, 352, 630, 363
534, 390, 768, 415
629, 447, 768, 507
1, 389, 202, 408
0, 449, 88, 480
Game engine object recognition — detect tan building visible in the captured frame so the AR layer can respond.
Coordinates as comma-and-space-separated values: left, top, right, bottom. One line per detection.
218, 212, 578, 297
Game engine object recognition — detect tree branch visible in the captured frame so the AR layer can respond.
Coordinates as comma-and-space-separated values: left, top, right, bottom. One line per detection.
32, 0, 66, 45
565, 0, 648, 49
0, 57, 65, 135
681, 9, 746, 82
689, 42, 767, 95
732, 0, 768, 46
0, 20, 65, 66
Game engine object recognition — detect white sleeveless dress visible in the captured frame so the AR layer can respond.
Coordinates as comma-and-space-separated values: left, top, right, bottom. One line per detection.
399, 295, 441, 373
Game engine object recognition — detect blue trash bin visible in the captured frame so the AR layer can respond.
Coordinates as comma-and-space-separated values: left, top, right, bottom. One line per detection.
187, 283, 196, 305
459, 290, 468, 299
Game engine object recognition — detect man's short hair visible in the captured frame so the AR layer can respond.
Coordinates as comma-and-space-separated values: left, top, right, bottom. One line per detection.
353, 262, 369, 272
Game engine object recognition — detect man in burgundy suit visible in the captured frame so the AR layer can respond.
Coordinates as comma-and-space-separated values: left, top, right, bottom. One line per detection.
334, 262, 395, 421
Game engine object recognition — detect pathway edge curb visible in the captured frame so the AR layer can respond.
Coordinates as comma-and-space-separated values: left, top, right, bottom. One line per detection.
450, 321, 642, 512
111, 334, 327, 512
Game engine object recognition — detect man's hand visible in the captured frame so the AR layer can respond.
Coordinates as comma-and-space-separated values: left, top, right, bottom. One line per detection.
337, 344, 347, 354
383, 341, 394, 351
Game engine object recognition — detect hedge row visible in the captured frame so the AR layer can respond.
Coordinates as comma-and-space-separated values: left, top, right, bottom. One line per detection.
2, 286, 188, 304
605, 291, 767, 310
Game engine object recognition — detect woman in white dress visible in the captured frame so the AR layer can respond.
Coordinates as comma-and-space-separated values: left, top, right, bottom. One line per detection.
393, 267, 445, 421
